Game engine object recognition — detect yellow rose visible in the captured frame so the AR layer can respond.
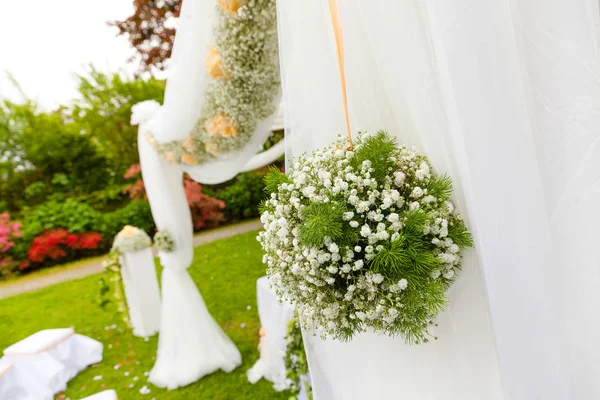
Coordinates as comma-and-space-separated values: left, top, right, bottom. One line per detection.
166, 152, 176, 163
204, 114, 238, 138
217, 115, 238, 137
204, 118, 220, 138
204, 141, 220, 157
181, 153, 198, 165
145, 133, 156, 146
205, 47, 226, 79
217, 0, 248, 15
183, 135, 197, 152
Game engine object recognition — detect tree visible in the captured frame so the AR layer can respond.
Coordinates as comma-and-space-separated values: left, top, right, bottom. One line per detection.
111, 0, 182, 72
0, 98, 111, 211
71, 67, 165, 172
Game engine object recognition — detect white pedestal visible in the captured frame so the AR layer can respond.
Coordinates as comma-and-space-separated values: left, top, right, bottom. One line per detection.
120, 248, 162, 337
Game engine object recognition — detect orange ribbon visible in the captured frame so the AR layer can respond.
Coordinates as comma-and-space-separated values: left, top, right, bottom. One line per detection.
0, 362, 13, 377
328, 0, 353, 150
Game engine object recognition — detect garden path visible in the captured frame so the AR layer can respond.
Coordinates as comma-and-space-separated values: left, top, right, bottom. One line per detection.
0, 220, 262, 300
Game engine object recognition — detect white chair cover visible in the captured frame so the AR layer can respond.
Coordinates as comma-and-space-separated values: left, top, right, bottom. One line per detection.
0, 329, 102, 399
278, 0, 600, 398
81, 389, 118, 400
0, 361, 46, 400
247, 277, 295, 391
119, 248, 161, 337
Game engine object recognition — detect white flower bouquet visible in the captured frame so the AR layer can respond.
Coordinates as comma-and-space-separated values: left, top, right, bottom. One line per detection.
154, 230, 176, 253
258, 132, 473, 344
112, 226, 152, 254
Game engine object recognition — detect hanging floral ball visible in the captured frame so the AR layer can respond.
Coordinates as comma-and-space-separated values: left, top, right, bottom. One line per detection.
258, 131, 473, 344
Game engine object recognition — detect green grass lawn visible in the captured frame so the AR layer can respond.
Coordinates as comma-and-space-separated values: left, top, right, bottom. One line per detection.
0, 230, 289, 400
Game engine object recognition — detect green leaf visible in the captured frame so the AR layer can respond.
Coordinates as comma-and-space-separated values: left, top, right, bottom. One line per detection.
425, 174, 453, 202
350, 130, 397, 183
448, 219, 474, 249
264, 166, 291, 194
299, 201, 345, 247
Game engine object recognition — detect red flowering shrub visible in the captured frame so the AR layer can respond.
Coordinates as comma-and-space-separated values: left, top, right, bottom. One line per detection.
123, 164, 225, 231
184, 178, 226, 230
19, 229, 103, 272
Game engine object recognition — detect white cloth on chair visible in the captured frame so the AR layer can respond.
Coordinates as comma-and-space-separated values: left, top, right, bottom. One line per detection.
0, 360, 48, 400
119, 248, 162, 337
0, 328, 102, 399
81, 389, 118, 400
247, 277, 295, 391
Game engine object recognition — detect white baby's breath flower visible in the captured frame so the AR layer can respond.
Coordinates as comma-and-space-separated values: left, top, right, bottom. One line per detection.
443, 269, 455, 279
360, 225, 372, 237
394, 171, 406, 186
411, 187, 424, 198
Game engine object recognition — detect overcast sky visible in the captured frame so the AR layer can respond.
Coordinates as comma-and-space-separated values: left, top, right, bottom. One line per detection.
0, 0, 135, 110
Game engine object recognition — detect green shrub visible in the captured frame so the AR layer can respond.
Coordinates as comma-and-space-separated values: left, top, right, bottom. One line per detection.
74, 185, 128, 212
101, 200, 155, 240
22, 199, 102, 233
10, 199, 103, 260
205, 171, 267, 221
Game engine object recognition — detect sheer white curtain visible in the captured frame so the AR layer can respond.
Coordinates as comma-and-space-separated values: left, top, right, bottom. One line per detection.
278, 0, 600, 398
138, 130, 242, 389
132, 0, 283, 388
509, 2, 600, 396
143, 0, 282, 185
133, 0, 288, 388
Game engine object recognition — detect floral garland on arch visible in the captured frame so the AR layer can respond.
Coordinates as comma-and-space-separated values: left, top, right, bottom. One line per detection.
148, 0, 280, 165
258, 132, 473, 344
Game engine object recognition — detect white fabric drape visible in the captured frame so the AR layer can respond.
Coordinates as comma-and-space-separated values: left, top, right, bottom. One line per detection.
247, 277, 295, 391
138, 131, 242, 390
508, 2, 600, 396
119, 249, 161, 337
132, 0, 286, 389
141, 0, 282, 185
278, 0, 600, 399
